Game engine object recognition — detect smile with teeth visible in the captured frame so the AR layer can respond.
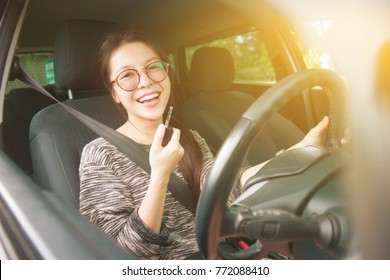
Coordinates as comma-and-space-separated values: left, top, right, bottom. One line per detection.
137, 93, 160, 103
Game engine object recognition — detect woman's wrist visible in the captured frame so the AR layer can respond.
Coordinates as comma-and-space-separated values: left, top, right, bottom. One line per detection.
139, 171, 169, 233
150, 169, 170, 188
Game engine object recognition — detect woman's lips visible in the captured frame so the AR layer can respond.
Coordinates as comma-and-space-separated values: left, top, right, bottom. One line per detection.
137, 92, 160, 103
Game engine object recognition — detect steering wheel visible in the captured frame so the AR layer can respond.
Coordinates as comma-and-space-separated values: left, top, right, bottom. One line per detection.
196, 69, 347, 259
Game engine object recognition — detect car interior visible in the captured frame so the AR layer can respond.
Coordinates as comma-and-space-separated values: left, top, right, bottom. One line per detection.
4, 0, 384, 260
6, 17, 305, 212
4, 9, 312, 212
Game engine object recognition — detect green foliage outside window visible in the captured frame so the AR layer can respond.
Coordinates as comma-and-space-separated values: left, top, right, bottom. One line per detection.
6, 52, 54, 94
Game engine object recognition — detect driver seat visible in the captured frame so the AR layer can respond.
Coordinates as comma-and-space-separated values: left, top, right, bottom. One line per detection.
182, 47, 304, 164
29, 20, 123, 209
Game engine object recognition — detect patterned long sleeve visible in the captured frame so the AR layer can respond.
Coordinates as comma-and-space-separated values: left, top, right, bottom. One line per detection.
79, 131, 245, 259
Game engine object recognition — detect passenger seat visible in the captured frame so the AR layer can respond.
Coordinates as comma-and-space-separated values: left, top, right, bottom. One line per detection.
182, 47, 304, 164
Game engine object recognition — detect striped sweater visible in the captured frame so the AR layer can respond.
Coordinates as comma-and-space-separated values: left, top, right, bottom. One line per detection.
79, 130, 243, 260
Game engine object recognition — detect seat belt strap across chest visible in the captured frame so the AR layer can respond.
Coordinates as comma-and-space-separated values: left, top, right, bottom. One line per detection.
17, 64, 197, 214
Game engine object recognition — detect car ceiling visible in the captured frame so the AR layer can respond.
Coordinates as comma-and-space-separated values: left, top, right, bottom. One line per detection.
18, 0, 271, 53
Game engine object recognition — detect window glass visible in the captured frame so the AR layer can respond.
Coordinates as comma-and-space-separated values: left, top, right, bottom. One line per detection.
292, 20, 338, 71
6, 52, 54, 94
185, 30, 276, 84
167, 53, 175, 70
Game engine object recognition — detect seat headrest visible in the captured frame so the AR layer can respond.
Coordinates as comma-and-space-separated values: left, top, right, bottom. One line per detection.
189, 47, 234, 94
54, 19, 121, 91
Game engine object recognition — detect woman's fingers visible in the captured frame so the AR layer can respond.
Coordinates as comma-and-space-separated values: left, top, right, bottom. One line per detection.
150, 125, 184, 176
312, 116, 329, 137
152, 124, 181, 149
295, 116, 330, 149
151, 124, 165, 148
305, 116, 329, 146
166, 128, 185, 158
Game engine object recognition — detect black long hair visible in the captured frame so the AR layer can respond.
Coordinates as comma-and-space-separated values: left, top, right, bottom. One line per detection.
98, 30, 203, 200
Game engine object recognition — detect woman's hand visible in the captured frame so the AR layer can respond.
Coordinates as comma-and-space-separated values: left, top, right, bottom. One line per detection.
293, 116, 351, 149
139, 124, 183, 233
292, 116, 330, 149
149, 124, 184, 180
242, 116, 352, 187
241, 116, 330, 186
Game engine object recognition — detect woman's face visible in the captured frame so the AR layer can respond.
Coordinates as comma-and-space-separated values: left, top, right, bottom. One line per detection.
109, 41, 171, 124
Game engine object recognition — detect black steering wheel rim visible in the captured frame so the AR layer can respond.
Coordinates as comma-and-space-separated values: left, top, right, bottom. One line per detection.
195, 69, 347, 260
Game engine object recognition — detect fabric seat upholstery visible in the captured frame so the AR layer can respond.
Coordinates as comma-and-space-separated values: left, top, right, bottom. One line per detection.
30, 20, 123, 208
182, 47, 304, 164
3, 85, 65, 174
54, 19, 122, 98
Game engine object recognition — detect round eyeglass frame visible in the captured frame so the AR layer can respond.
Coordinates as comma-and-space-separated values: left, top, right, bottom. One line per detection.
111, 61, 170, 92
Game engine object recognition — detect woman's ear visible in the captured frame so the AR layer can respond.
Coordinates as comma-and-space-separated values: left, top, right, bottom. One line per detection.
111, 90, 121, 104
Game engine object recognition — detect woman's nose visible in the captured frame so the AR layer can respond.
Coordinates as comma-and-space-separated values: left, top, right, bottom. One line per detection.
137, 69, 152, 88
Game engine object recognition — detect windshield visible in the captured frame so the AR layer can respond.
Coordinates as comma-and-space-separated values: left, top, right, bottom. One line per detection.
273, 0, 390, 93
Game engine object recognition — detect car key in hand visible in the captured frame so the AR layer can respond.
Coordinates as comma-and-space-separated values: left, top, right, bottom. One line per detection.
162, 106, 173, 147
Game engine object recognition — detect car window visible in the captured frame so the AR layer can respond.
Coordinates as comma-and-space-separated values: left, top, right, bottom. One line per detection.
6, 52, 54, 94
185, 30, 276, 85
291, 20, 338, 71
167, 53, 175, 70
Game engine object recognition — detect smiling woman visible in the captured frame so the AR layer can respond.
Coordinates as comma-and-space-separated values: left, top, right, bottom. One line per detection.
1, 0, 390, 264
79, 30, 205, 260
77, 26, 334, 260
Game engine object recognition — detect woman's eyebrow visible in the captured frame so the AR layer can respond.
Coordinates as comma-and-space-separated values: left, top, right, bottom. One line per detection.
113, 56, 160, 77
115, 57, 160, 73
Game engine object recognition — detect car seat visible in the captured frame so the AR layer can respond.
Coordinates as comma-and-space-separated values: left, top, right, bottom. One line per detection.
29, 20, 123, 208
181, 47, 305, 164
2, 84, 65, 174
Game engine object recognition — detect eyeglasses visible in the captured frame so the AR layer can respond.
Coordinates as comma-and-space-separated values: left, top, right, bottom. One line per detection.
111, 61, 170, 91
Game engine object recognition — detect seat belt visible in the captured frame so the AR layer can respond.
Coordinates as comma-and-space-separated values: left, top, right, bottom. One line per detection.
16, 64, 197, 214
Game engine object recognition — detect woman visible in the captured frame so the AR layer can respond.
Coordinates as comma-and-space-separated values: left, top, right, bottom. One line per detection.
79, 31, 329, 259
